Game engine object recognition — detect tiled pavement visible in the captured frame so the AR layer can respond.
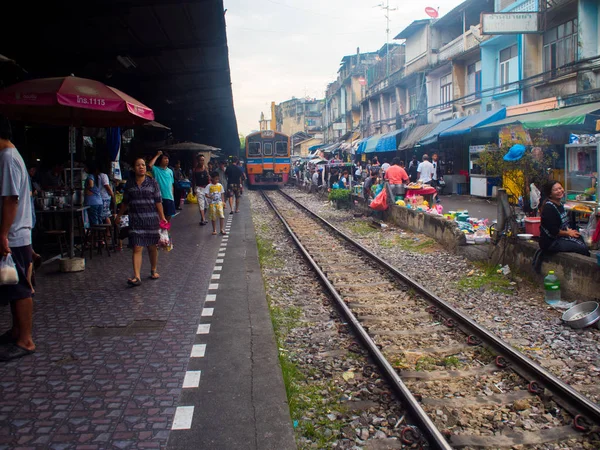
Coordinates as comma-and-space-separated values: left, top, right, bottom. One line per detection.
0, 206, 223, 449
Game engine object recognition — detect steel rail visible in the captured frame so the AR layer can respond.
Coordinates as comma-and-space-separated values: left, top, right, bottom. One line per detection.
261, 191, 453, 450
275, 189, 600, 428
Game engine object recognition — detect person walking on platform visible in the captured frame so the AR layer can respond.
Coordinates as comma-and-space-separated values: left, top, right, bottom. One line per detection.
216, 160, 230, 212
172, 160, 186, 211
205, 171, 226, 235
193, 154, 210, 225
408, 155, 419, 183
225, 156, 245, 213
148, 151, 175, 222
0, 115, 36, 361
116, 157, 166, 287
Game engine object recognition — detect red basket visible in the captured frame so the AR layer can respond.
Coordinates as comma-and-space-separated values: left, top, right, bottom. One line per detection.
524, 217, 541, 237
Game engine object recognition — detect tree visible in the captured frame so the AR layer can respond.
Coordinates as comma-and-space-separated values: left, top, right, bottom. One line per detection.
238, 134, 246, 158
478, 131, 558, 211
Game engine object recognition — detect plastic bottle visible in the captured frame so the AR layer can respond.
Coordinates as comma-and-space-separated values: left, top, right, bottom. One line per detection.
543, 271, 561, 305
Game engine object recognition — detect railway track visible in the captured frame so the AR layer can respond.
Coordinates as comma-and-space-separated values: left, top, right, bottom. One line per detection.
261, 189, 600, 449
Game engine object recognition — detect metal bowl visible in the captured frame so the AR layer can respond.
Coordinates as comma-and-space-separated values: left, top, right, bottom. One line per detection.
562, 302, 600, 329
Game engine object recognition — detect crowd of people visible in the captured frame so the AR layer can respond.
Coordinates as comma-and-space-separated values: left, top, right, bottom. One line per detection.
0, 111, 247, 361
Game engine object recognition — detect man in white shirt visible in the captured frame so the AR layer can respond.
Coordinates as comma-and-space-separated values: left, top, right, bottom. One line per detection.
417, 154, 435, 185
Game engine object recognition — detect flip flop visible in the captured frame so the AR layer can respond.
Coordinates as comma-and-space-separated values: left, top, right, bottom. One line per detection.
127, 277, 141, 286
212, 231, 217, 235
229, 211, 234, 215
220, 230, 227, 235
0, 331, 16, 346
0, 343, 35, 362
149, 271, 160, 280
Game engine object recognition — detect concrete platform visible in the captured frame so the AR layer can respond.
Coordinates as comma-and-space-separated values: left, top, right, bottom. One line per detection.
0, 199, 295, 449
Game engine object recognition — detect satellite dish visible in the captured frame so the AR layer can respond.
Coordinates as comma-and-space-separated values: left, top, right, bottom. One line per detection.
425, 7, 439, 18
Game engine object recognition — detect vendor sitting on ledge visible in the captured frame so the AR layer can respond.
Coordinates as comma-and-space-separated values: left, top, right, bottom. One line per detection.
533, 180, 590, 272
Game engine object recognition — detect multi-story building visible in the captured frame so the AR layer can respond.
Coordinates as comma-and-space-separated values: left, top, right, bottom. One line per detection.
323, 49, 379, 143
276, 97, 325, 138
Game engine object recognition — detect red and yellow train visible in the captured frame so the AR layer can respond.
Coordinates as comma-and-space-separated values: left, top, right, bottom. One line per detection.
245, 130, 290, 188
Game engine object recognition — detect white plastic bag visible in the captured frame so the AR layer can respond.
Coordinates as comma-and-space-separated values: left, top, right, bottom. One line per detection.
530, 183, 541, 210
0, 254, 19, 285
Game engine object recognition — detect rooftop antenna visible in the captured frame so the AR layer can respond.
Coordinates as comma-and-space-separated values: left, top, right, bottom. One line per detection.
375, 1, 398, 77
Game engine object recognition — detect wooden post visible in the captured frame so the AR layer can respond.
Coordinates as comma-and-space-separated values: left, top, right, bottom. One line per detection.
497, 188, 511, 233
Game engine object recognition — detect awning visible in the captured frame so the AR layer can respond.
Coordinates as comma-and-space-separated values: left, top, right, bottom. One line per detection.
375, 128, 406, 152
478, 102, 600, 131
398, 123, 438, 151
439, 108, 506, 138
419, 117, 467, 146
365, 135, 383, 153
321, 142, 342, 153
356, 136, 374, 155
308, 144, 325, 153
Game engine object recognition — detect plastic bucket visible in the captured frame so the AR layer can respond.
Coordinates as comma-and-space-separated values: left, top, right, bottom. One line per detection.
525, 217, 541, 237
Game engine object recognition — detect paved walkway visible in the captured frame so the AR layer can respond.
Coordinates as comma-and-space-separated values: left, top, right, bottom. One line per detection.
439, 194, 499, 222
0, 199, 295, 449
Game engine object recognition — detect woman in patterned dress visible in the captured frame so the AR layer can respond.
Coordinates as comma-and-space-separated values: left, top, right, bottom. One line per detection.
116, 158, 166, 286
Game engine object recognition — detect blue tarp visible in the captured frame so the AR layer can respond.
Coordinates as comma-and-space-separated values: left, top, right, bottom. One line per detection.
308, 144, 325, 152
419, 117, 467, 146
356, 137, 373, 155
364, 135, 382, 153
440, 108, 507, 137
375, 128, 405, 152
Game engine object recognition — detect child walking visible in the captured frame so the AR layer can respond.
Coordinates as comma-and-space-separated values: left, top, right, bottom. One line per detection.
205, 172, 227, 235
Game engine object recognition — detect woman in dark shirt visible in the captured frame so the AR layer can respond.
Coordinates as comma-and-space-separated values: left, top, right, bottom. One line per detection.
192, 154, 210, 225
539, 180, 590, 256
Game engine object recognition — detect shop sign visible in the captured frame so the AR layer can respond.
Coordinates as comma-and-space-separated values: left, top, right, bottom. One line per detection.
482, 12, 540, 35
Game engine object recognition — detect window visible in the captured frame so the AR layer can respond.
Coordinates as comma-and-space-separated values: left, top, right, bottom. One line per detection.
467, 61, 482, 98
408, 86, 418, 112
440, 73, 452, 110
275, 141, 288, 156
263, 142, 273, 156
499, 44, 518, 92
543, 19, 578, 77
248, 142, 261, 156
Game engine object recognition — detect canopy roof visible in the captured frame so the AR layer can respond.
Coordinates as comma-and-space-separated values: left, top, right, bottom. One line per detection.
439, 108, 506, 138
2, 0, 239, 153
159, 141, 220, 152
478, 102, 600, 131
365, 135, 382, 153
398, 123, 438, 150
375, 128, 405, 152
419, 117, 467, 146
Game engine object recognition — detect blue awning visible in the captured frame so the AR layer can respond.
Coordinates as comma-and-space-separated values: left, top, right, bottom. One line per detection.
365, 135, 383, 153
375, 128, 405, 152
440, 108, 507, 137
308, 144, 325, 152
419, 117, 467, 146
356, 136, 374, 154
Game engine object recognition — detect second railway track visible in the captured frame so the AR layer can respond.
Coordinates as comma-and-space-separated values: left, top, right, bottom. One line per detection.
261, 189, 600, 449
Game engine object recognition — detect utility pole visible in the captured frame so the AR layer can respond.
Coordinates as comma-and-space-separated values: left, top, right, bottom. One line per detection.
376, 1, 397, 77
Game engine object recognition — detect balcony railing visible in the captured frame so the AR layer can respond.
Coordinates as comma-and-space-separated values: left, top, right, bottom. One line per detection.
437, 25, 490, 62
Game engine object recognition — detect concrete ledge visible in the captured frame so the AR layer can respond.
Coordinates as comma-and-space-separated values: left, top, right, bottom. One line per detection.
491, 237, 600, 301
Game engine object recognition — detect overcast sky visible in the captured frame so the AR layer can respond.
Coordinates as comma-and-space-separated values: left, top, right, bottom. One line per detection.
223, 0, 466, 135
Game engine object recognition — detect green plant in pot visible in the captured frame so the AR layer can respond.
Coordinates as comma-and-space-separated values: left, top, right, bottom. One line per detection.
328, 189, 351, 209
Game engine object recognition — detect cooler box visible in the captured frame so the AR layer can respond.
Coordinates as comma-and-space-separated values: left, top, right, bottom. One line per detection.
525, 217, 541, 237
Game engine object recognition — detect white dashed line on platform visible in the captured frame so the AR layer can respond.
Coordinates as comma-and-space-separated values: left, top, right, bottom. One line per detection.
209, 283, 219, 290
172, 406, 194, 430
183, 371, 202, 388
214, 266, 222, 271
205, 294, 216, 302
197, 324, 211, 334
201, 308, 214, 317
216, 259, 224, 264
218, 253, 225, 258
191, 344, 206, 357
211, 274, 221, 280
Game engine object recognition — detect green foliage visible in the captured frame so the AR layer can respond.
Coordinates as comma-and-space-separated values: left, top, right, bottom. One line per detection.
348, 221, 378, 236
442, 356, 462, 369
328, 189, 351, 202
239, 133, 246, 151
457, 263, 512, 294
477, 132, 559, 202
415, 356, 437, 371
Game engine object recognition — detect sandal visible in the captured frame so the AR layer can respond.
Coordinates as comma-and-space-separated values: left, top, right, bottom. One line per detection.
220, 230, 227, 235
149, 270, 160, 280
127, 277, 141, 286
0, 343, 35, 362
212, 231, 217, 235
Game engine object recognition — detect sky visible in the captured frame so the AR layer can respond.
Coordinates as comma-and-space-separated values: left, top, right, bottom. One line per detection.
223, 0, 467, 136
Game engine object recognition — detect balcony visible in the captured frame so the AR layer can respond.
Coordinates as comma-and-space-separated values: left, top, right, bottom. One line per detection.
437, 25, 490, 62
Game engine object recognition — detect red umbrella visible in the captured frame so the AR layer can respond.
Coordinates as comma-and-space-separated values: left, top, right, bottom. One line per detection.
0, 76, 155, 260
0, 76, 154, 126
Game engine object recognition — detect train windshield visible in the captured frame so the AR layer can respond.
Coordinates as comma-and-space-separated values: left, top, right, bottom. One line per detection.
263, 142, 273, 156
248, 142, 261, 156
275, 141, 288, 156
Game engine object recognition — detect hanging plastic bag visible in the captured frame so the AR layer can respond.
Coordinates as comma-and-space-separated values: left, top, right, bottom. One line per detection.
370, 186, 388, 211
0, 254, 19, 285
158, 220, 173, 251
186, 192, 198, 204
529, 183, 541, 211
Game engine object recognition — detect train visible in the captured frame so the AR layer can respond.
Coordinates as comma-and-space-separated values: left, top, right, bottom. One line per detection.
245, 130, 290, 188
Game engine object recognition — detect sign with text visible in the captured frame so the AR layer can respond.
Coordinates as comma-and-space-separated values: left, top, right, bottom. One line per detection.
481, 12, 540, 35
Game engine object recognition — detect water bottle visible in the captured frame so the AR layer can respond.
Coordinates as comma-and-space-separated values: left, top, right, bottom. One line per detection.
543, 271, 561, 305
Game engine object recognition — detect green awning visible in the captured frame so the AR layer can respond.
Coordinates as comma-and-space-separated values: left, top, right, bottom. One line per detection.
478, 102, 600, 131
397, 123, 438, 151
364, 135, 382, 153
